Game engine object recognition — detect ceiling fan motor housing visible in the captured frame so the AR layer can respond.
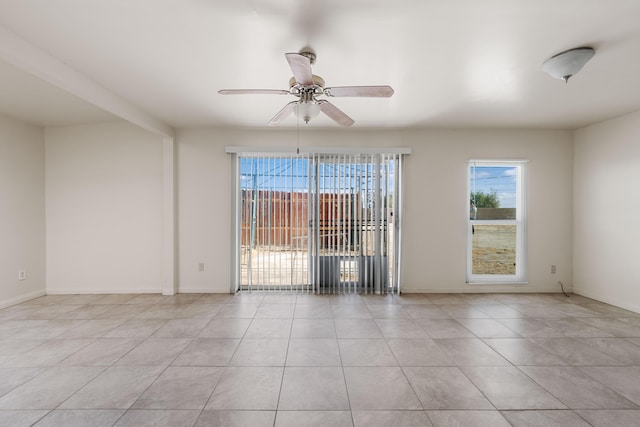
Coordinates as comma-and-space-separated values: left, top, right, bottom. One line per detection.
289, 75, 325, 90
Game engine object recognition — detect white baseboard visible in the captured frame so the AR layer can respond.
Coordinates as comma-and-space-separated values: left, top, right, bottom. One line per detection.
29, 286, 587, 298
46, 288, 162, 295
177, 288, 232, 294
401, 286, 568, 294
45, 288, 230, 295
0, 289, 47, 309
573, 288, 640, 314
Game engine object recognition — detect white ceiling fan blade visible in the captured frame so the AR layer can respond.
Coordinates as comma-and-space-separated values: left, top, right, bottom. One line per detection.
285, 53, 313, 85
218, 89, 290, 95
268, 101, 298, 126
324, 85, 394, 97
318, 100, 354, 127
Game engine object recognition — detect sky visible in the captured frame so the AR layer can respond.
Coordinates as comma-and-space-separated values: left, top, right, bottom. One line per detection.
469, 165, 518, 208
239, 156, 393, 193
238, 157, 515, 208
240, 157, 310, 191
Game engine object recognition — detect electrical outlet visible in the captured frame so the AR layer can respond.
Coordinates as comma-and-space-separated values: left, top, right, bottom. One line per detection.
551, 265, 556, 274
18, 271, 27, 281
198, 262, 205, 272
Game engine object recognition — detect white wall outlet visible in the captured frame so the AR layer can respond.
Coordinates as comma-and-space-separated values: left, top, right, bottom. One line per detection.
551, 265, 556, 274
198, 262, 205, 272
18, 270, 27, 281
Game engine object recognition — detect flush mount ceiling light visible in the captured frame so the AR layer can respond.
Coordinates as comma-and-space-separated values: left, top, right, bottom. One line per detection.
542, 47, 595, 83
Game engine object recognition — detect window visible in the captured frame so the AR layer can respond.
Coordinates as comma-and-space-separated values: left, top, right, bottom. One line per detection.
467, 160, 526, 283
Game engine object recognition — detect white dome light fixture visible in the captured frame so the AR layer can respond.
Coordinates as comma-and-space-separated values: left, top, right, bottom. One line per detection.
294, 100, 321, 124
542, 47, 595, 83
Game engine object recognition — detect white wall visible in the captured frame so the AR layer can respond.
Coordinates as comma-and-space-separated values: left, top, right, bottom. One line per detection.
46, 122, 164, 293
7, 107, 637, 305
402, 129, 573, 292
573, 110, 640, 312
178, 127, 573, 293
0, 114, 46, 308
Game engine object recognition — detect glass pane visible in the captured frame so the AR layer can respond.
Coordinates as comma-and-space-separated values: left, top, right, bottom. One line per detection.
239, 155, 310, 289
472, 224, 516, 275
469, 163, 520, 278
238, 154, 398, 292
469, 165, 517, 218
316, 156, 395, 292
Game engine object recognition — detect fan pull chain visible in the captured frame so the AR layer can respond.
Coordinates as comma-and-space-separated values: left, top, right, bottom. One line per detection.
296, 105, 300, 155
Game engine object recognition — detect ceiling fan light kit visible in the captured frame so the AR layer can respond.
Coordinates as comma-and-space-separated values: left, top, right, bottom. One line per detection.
219, 48, 394, 126
542, 47, 595, 83
295, 100, 321, 123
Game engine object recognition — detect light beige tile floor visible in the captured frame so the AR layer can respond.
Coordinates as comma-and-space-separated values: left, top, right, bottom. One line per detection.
0, 292, 640, 426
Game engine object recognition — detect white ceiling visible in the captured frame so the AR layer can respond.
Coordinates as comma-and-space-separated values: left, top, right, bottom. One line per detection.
0, 0, 639, 130
0, 59, 118, 127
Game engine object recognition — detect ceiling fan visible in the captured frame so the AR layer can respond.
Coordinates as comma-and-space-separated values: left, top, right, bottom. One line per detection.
218, 48, 394, 127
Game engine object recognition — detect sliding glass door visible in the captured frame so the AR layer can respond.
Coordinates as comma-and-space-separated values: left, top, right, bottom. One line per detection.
238, 154, 311, 291
233, 151, 403, 294
310, 153, 399, 294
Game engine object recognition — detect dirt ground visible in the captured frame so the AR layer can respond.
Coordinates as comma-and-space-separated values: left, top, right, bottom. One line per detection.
472, 224, 516, 275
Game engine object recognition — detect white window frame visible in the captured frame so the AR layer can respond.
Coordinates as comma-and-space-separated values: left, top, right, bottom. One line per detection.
467, 160, 527, 284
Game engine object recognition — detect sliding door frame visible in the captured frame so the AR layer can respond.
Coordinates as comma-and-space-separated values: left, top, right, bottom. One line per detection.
227, 146, 411, 294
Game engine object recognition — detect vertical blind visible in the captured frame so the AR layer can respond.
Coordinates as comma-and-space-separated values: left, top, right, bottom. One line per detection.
239, 153, 311, 291
233, 150, 405, 295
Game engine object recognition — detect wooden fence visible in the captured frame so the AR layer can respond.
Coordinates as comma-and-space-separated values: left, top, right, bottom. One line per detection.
241, 190, 364, 248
